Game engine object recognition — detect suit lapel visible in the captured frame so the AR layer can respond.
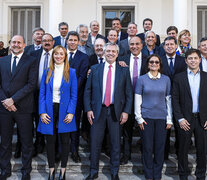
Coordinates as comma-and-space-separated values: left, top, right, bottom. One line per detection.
98, 63, 104, 95
6, 55, 12, 78
183, 71, 192, 98
114, 63, 121, 91
49, 73, 54, 90
162, 56, 171, 75
70, 50, 79, 66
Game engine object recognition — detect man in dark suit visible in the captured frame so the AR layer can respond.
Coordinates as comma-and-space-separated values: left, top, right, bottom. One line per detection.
87, 20, 105, 45
0, 35, 37, 180
118, 22, 138, 58
53, 22, 69, 48
172, 49, 207, 180
137, 18, 160, 46
161, 36, 186, 159
118, 36, 147, 165
30, 33, 55, 157
112, 17, 128, 43
66, 31, 89, 163
24, 27, 45, 55
198, 37, 207, 72
84, 42, 133, 180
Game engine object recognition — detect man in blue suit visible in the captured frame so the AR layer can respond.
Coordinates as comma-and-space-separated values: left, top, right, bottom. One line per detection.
84, 43, 133, 180
66, 31, 89, 163
53, 22, 69, 48
0, 35, 37, 180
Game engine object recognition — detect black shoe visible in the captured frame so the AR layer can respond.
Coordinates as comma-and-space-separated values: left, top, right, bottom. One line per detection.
120, 155, 130, 165
0, 171, 11, 180
58, 170, 65, 180
111, 174, 119, 180
85, 173, 98, 180
21, 173, 30, 180
71, 152, 81, 163
14, 143, 21, 158
48, 170, 55, 180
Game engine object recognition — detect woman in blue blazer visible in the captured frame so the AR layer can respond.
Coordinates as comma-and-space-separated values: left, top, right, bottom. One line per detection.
37, 45, 77, 180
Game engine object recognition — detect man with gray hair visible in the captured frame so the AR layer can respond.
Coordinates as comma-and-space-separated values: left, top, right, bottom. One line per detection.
198, 37, 207, 72
54, 22, 69, 48
24, 27, 45, 55
84, 42, 133, 180
77, 24, 94, 57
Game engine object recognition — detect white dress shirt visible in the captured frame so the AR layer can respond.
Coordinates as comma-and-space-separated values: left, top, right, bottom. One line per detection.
102, 61, 116, 104
201, 55, 207, 72
97, 56, 106, 64
11, 52, 24, 71
67, 49, 77, 61
166, 54, 176, 66
38, 49, 53, 86
129, 53, 142, 84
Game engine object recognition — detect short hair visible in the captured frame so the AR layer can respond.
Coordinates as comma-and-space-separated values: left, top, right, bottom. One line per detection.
42, 33, 54, 40
128, 22, 137, 28
164, 36, 177, 45
0, 41, 4, 44
90, 20, 99, 28
94, 38, 105, 45
185, 48, 201, 59
11, 35, 25, 43
112, 17, 121, 23
146, 54, 163, 73
58, 22, 68, 29
145, 31, 156, 39
76, 24, 88, 33
198, 37, 207, 47
143, 18, 153, 26
103, 42, 119, 54
166, 26, 178, 34
178, 29, 191, 46
32, 27, 45, 35
107, 29, 118, 36
66, 31, 80, 41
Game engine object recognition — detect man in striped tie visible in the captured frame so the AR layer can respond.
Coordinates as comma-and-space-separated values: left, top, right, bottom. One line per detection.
84, 42, 133, 180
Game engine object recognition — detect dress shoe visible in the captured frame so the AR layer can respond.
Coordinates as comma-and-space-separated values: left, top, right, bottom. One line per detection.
71, 152, 81, 163
111, 174, 119, 180
58, 170, 65, 180
21, 173, 30, 180
85, 173, 98, 180
120, 155, 130, 165
14, 143, 21, 158
0, 171, 11, 180
48, 170, 55, 180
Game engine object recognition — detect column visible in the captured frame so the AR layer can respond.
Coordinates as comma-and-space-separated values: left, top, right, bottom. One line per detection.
48, 0, 62, 36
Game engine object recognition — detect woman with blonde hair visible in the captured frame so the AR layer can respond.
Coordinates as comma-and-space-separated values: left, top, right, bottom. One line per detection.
37, 45, 77, 180
177, 29, 192, 57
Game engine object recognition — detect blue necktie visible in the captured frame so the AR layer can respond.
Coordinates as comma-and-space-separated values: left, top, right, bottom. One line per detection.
99, 57, 103, 64
44, 52, 49, 70
12, 56, 17, 74
69, 52, 74, 63
169, 58, 174, 75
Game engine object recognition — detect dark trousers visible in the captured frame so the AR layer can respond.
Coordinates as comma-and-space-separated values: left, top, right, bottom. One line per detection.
0, 113, 33, 174
178, 114, 206, 180
141, 118, 167, 179
45, 103, 70, 168
90, 105, 121, 176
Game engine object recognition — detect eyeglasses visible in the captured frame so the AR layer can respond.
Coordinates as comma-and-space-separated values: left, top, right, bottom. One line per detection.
149, 61, 160, 64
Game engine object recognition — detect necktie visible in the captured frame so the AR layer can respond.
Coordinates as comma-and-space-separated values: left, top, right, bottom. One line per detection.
61, 37, 65, 47
133, 56, 138, 91
104, 65, 112, 107
44, 52, 49, 70
12, 56, 17, 74
35, 45, 40, 50
99, 57, 103, 64
169, 58, 174, 75
69, 52, 74, 63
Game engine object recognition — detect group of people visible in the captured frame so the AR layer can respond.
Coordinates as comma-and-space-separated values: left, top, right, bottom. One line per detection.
0, 17, 206, 180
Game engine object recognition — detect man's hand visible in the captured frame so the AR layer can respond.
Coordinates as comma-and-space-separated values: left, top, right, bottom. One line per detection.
87, 111, 94, 125
2, 98, 14, 109
120, 112, 128, 125
139, 121, 147, 130
87, 69, 91, 77
63, 113, 73, 124
204, 121, 207, 130
40, 113, 51, 124
118, 61, 128, 67
166, 124, 172, 130
7, 105, 17, 112
179, 119, 190, 131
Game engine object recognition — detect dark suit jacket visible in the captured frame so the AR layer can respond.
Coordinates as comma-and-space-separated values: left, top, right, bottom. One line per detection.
141, 45, 161, 57
54, 36, 67, 48
79, 42, 95, 57
89, 54, 99, 67
120, 32, 128, 41
0, 53, 38, 113
118, 38, 130, 57
161, 55, 186, 82
172, 70, 207, 127
24, 44, 40, 55
84, 63, 133, 122
87, 33, 105, 45
137, 32, 161, 46
118, 53, 147, 76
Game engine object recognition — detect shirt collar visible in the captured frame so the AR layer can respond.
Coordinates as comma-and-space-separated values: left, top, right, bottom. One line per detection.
43, 49, 53, 56
147, 71, 161, 80
12, 52, 24, 60
105, 61, 116, 68
131, 52, 142, 59
67, 49, 77, 55
187, 68, 200, 75
166, 54, 176, 59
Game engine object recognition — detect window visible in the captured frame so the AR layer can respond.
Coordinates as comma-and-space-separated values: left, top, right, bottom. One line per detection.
103, 7, 134, 36
11, 8, 40, 45
197, 7, 207, 43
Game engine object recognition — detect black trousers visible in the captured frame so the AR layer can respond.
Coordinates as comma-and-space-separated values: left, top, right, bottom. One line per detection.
45, 103, 70, 168
0, 112, 33, 174
178, 114, 206, 180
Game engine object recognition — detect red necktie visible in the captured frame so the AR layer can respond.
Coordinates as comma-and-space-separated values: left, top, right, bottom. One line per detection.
104, 65, 112, 107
